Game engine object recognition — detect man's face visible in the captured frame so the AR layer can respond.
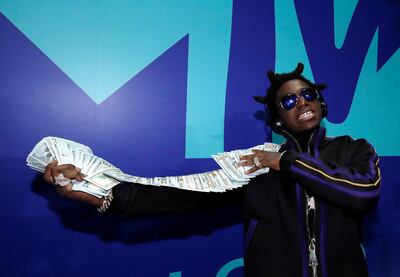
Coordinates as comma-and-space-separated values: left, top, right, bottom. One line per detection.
275, 79, 322, 134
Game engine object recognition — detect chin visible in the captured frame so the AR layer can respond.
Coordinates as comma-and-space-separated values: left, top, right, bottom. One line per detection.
292, 122, 320, 134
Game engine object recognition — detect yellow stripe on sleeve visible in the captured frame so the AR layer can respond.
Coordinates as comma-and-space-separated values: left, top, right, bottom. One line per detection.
294, 159, 381, 188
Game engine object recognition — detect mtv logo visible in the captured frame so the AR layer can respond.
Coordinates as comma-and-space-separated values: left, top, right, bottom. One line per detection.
0, 1, 233, 157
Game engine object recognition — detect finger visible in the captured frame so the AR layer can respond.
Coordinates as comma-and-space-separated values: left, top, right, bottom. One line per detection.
44, 161, 55, 174
75, 173, 85, 181
56, 164, 75, 171
251, 149, 265, 154
56, 164, 78, 179
46, 160, 58, 169
239, 154, 255, 161
50, 166, 61, 181
44, 160, 58, 176
255, 154, 264, 164
74, 167, 84, 179
43, 166, 54, 184
245, 166, 260, 174
238, 160, 255, 166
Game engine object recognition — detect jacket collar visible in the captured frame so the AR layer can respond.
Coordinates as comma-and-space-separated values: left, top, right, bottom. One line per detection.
281, 126, 326, 154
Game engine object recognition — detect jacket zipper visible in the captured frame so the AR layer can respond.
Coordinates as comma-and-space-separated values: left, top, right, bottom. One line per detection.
306, 193, 318, 276
306, 131, 318, 277
285, 129, 319, 276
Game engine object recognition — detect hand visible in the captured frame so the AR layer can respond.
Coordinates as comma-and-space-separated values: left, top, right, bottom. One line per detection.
43, 161, 101, 204
43, 160, 85, 185
239, 149, 282, 174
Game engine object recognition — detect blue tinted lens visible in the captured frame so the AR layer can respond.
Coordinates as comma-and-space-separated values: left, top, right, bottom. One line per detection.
300, 88, 318, 101
280, 94, 298, 110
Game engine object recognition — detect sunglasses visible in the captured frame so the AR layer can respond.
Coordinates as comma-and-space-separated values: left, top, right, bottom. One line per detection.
279, 88, 320, 111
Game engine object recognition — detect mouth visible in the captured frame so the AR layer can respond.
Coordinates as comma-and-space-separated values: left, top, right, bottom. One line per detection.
298, 110, 315, 121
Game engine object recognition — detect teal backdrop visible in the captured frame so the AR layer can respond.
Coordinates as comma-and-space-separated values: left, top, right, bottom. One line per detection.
0, 0, 399, 276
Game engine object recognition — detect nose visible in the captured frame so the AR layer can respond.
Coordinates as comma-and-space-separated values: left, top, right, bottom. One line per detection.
296, 95, 308, 108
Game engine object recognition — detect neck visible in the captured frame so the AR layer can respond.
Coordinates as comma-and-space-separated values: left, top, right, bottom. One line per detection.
282, 127, 319, 152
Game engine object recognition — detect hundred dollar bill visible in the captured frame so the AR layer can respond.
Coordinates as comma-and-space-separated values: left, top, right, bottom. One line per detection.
26, 138, 54, 170
71, 180, 111, 198
84, 169, 122, 191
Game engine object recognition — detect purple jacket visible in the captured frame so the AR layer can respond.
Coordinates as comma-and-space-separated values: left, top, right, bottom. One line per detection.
244, 127, 381, 276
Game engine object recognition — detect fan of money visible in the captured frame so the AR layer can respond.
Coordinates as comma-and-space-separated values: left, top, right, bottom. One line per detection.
27, 137, 280, 197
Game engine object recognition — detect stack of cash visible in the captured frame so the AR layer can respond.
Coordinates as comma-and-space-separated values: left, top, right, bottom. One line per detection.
27, 137, 280, 196
26, 137, 119, 198
106, 142, 281, 193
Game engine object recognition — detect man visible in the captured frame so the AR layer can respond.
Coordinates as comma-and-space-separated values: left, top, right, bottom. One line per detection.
44, 63, 381, 276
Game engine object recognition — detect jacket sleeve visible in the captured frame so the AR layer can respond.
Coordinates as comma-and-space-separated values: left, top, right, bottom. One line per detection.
280, 138, 381, 211
108, 182, 242, 217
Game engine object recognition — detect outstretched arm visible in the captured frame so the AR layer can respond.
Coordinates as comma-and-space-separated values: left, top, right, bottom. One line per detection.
43, 162, 242, 216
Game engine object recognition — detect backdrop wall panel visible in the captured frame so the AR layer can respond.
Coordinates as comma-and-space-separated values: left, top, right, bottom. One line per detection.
0, 1, 399, 276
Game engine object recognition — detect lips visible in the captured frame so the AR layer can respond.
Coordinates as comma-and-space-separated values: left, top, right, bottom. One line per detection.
298, 110, 314, 121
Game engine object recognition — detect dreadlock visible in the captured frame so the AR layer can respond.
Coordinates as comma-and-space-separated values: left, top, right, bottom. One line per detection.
253, 62, 327, 134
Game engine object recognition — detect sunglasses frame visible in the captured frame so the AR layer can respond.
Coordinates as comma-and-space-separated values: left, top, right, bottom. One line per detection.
278, 87, 320, 111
